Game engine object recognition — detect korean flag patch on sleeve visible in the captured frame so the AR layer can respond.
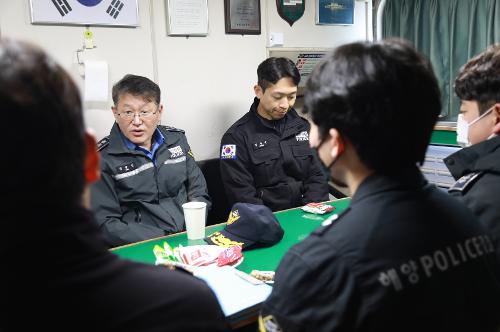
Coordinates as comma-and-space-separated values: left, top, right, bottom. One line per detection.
221, 144, 237, 160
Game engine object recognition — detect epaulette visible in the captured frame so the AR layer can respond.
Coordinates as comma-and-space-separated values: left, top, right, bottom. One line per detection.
448, 171, 483, 194
96, 136, 109, 152
159, 125, 185, 133
315, 206, 351, 236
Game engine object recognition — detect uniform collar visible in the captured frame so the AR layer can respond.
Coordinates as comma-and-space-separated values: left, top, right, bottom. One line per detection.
445, 135, 500, 179
119, 127, 164, 152
351, 166, 428, 205
107, 123, 165, 155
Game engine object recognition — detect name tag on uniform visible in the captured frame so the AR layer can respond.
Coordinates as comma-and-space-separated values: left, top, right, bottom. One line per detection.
116, 162, 137, 174
252, 140, 268, 150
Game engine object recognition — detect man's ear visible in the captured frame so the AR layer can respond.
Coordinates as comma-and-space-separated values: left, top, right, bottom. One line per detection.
328, 128, 345, 158
111, 105, 119, 119
254, 85, 263, 99
84, 131, 100, 184
492, 103, 500, 134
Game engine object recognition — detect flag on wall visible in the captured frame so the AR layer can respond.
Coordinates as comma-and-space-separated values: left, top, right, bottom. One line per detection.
30, 0, 139, 26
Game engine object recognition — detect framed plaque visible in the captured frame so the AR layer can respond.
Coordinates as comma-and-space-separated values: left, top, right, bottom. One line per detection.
316, 0, 354, 25
224, 0, 261, 35
166, 0, 209, 36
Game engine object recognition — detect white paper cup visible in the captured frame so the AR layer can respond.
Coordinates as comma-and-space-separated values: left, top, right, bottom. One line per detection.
182, 201, 207, 240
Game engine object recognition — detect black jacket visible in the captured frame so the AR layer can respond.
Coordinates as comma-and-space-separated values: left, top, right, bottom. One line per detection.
4, 207, 229, 331
91, 123, 210, 247
445, 135, 500, 257
220, 98, 328, 211
261, 167, 500, 332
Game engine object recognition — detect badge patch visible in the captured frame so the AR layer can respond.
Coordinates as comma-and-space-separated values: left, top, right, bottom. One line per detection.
221, 144, 237, 159
206, 231, 244, 248
116, 162, 137, 174
259, 314, 283, 332
295, 131, 309, 141
226, 210, 240, 225
168, 146, 184, 158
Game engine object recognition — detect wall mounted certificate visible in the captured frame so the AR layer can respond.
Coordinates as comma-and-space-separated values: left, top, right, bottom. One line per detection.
166, 0, 209, 36
316, 0, 354, 25
224, 0, 261, 35
30, 0, 139, 27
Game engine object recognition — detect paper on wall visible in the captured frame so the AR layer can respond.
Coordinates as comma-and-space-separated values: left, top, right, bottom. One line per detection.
84, 60, 108, 102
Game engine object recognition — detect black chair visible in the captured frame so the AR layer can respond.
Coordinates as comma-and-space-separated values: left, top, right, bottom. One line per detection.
197, 158, 231, 226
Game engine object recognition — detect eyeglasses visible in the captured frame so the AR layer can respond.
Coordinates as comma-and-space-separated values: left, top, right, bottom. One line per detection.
116, 109, 158, 120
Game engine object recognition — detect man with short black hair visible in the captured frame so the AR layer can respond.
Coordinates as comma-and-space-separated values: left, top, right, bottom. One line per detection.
1, 38, 228, 331
445, 44, 500, 255
220, 57, 328, 212
260, 40, 500, 332
91, 74, 210, 247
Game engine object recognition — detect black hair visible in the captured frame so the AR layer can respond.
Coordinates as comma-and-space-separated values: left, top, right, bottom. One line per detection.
0, 39, 85, 209
304, 39, 441, 172
454, 44, 500, 114
112, 74, 161, 105
257, 57, 300, 91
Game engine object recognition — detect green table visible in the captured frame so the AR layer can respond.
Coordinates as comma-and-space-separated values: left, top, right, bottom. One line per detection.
112, 198, 351, 273
431, 127, 458, 146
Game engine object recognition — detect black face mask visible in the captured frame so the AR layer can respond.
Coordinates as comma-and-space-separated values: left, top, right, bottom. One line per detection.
312, 137, 348, 188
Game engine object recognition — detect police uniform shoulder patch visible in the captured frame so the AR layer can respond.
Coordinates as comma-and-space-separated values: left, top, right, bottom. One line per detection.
448, 172, 483, 194
159, 125, 185, 134
96, 136, 109, 152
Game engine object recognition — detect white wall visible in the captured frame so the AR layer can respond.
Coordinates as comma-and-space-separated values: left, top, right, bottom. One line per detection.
0, 0, 370, 160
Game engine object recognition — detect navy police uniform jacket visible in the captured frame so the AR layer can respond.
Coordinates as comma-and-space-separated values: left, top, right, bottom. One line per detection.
445, 135, 500, 257
5, 206, 229, 331
91, 123, 211, 247
260, 167, 500, 332
220, 98, 328, 212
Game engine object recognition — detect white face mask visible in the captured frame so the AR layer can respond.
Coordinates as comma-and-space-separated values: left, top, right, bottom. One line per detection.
456, 107, 494, 147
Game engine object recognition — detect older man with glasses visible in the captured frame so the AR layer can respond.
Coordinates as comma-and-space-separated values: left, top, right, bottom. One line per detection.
91, 74, 210, 247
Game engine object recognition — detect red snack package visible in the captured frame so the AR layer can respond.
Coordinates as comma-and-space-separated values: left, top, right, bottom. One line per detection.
217, 246, 243, 267
302, 202, 335, 214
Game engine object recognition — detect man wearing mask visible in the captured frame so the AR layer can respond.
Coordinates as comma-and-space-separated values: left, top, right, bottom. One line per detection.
445, 44, 500, 255
220, 57, 328, 212
259, 40, 500, 332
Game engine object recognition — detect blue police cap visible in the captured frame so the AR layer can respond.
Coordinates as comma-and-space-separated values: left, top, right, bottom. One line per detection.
205, 203, 284, 250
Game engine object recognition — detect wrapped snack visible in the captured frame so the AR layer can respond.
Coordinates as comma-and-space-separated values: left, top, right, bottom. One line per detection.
153, 241, 178, 264
180, 246, 220, 266
250, 270, 275, 284
301, 202, 335, 214
217, 246, 243, 267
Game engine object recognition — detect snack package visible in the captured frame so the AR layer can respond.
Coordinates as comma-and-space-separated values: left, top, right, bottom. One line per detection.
217, 246, 243, 267
180, 246, 220, 266
301, 202, 335, 214
250, 270, 275, 284
153, 241, 178, 264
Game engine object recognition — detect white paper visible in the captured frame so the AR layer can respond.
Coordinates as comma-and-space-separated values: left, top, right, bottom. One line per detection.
84, 60, 108, 102
194, 266, 272, 317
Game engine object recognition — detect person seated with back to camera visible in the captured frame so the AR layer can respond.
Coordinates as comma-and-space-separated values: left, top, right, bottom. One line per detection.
1, 38, 229, 332
259, 39, 500, 332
